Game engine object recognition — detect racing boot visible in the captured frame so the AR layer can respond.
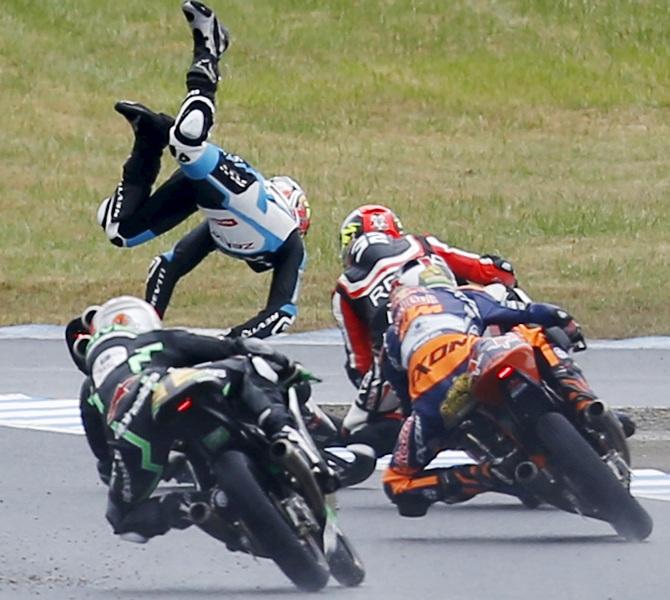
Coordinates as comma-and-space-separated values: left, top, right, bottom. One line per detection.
550, 361, 635, 438
445, 462, 542, 509
182, 1, 230, 93
182, 1, 230, 60
549, 361, 597, 413
161, 449, 195, 484
301, 395, 342, 447
384, 459, 542, 517
322, 443, 377, 488
115, 101, 174, 151
614, 411, 636, 438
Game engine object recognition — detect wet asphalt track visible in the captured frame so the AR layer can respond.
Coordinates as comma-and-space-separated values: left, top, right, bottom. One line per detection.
0, 425, 668, 600
1, 335, 670, 599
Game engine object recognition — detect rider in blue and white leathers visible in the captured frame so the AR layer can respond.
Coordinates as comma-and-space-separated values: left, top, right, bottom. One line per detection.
96, 1, 309, 339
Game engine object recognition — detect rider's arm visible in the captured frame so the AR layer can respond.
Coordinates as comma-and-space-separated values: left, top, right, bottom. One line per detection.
332, 287, 374, 387
162, 329, 247, 365
164, 329, 295, 375
227, 231, 305, 339
467, 289, 574, 330
424, 235, 516, 287
79, 378, 112, 469
380, 328, 411, 409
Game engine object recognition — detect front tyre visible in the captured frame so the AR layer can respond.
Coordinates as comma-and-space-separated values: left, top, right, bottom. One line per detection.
327, 529, 366, 587
536, 412, 653, 541
213, 450, 330, 591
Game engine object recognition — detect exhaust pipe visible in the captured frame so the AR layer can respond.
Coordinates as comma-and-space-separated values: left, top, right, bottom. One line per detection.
270, 438, 325, 519
270, 438, 294, 460
584, 400, 608, 423
515, 461, 539, 484
188, 502, 212, 524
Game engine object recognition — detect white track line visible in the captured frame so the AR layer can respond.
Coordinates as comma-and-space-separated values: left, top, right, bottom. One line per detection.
1, 395, 669, 501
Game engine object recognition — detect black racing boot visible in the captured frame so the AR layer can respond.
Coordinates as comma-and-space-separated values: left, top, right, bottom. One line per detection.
614, 411, 636, 438
115, 101, 174, 149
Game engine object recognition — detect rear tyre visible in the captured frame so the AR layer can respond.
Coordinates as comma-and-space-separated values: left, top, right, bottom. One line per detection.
535, 412, 653, 541
213, 450, 330, 591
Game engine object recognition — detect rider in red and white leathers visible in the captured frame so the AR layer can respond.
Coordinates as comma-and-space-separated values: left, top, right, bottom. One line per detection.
331, 205, 517, 457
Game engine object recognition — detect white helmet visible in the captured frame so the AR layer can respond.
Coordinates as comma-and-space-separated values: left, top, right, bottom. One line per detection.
91, 296, 162, 335
394, 255, 457, 290
267, 175, 311, 236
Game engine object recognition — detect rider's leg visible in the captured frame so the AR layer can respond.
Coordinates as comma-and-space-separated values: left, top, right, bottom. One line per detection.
514, 325, 635, 436
168, 2, 229, 167
145, 221, 216, 317
98, 102, 174, 237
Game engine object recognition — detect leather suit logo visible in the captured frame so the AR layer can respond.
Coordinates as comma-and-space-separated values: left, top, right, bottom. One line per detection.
214, 218, 237, 227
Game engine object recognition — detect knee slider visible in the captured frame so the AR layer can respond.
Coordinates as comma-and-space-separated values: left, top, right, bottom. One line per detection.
383, 481, 432, 517
97, 196, 126, 247
395, 497, 431, 518
269, 303, 297, 335
169, 93, 215, 164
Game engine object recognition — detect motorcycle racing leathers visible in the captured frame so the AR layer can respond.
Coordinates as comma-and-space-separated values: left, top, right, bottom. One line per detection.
96, 13, 304, 340
78, 326, 296, 541
380, 284, 594, 517
331, 231, 517, 456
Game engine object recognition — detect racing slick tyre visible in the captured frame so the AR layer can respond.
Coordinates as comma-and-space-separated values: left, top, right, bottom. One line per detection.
535, 412, 653, 541
327, 529, 366, 587
213, 450, 330, 591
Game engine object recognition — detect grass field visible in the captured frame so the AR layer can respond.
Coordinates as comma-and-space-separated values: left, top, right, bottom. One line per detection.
1, 0, 669, 337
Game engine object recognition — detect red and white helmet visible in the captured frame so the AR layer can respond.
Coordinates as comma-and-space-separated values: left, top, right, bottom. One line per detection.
267, 175, 311, 237
339, 204, 404, 260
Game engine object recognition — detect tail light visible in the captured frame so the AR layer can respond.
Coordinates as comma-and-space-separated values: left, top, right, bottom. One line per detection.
496, 365, 516, 380
176, 397, 193, 412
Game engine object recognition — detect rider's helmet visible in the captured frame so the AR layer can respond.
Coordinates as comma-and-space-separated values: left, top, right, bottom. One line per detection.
393, 254, 457, 291
339, 204, 404, 263
89, 295, 162, 335
267, 175, 311, 237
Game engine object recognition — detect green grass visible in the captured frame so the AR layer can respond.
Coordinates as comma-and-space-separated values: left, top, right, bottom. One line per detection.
1, 0, 670, 337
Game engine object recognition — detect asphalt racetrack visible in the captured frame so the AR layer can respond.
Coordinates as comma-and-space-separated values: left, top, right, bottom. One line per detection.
1, 333, 669, 599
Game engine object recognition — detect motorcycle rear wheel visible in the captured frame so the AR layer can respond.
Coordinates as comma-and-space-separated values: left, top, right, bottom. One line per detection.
213, 450, 330, 591
535, 412, 653, 541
